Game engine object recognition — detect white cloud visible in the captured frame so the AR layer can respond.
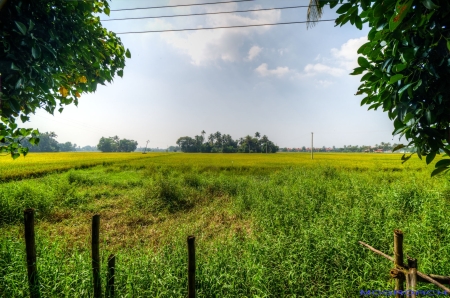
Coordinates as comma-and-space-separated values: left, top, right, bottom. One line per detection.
247, 46, 262, 61
316, 80, 333, 88
298, 36, 368, 79
303, 63, 345, 77
255, 63, 290, 77
330, 36, 368, 70
153, 5, 281, 65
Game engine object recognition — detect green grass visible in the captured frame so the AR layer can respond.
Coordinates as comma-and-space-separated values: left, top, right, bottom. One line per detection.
1, 153, 449, 297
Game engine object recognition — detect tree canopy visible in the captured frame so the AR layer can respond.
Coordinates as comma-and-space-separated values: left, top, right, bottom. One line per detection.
308, 0, 450, 175
0, 0, 130, 158
97, 136, 138, 153
176, 131, 279, 153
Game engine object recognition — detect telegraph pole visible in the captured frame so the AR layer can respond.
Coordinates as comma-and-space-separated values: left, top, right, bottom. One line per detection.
311, 132, 314, 160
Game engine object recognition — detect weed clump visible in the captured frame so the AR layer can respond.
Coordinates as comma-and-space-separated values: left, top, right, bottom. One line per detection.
137, 176, 191, 213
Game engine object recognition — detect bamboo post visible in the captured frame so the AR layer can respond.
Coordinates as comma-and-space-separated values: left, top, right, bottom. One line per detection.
187, 236, 196, 298
24, 209, 40, 298
407, 257, 417, 298
394, 229, 404, 298
106, 254, 115, 298
92, 215, 101, 298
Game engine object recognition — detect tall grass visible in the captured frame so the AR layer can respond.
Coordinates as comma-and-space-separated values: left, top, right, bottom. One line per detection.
0, 153, 449, 297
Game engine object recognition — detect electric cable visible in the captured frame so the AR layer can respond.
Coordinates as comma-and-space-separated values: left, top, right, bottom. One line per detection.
102, 5, 316, 22
116, 19, 336, 34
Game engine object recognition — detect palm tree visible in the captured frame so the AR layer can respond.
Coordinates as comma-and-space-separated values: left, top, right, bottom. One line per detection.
201, 130, 206, 144
214, 131, 222, 151
208, 134, 215, 145
245, 135, 253, 153
261, 135, 269, 153
307, 0, 324, 29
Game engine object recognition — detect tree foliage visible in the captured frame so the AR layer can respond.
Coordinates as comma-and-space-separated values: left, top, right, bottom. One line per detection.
309, 0, 450, 176
0, 0, 130, 158
176, 131, 279, 153
19, 131, 77, 152
97, 136, 137, 153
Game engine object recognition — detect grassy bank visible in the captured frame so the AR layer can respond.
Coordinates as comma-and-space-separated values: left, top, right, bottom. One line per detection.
1, 153, 449, 297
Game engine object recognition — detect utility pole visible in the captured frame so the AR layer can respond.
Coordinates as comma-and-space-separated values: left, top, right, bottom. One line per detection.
311, 132, 314, 160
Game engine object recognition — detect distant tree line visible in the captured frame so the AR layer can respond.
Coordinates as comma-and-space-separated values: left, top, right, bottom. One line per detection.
20, 132, 80, 152
176, 131, 278, 153
97, 136, 138, 152
280, 142, 414, 153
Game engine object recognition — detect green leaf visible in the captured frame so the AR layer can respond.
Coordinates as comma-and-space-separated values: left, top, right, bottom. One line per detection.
355, 16, 363, 30
357, 42, 372, 54
32, 46, 41, 59
358, 57, 371, 68
389, 74, 403, 84
392, 144, 405, 152
413, 79, 422, 91
401, 48, 415, 63
11, 152, 20, 160
389, 0, 413, 32
447, 39, 450, 52
431, 166, 448, 177
14, 21, 27, 35
422, 0, 440, 10
125, 49, 131, 58
394, 63, 407, 72
361, 0, 371, 10
28, 20, 35, 32
104, 7, 110, 15
435, 159, 450, 168
11, 62, 20, 71
336, 3, 353, 14
426, 151, 436, 164
117, 70, 123, 77
398, 83, 413, 94
350, 67, 365, 75
426, 110, 432, 124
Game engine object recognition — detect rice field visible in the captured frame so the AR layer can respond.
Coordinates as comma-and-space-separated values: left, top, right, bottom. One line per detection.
1, 152, 449, 297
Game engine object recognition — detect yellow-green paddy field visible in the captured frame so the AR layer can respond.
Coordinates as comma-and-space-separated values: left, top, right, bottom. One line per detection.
1, 152, 449, 297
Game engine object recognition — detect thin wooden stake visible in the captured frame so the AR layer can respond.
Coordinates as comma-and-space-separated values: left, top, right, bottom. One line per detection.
106, 254, 116, 298
407, 257, 417, 298
187, 235, 196, 298
24, 209, 40, 298
393, 229, 404, 298
92, 215, 101, 298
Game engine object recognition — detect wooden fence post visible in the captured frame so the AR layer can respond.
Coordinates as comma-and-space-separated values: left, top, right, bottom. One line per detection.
24, 208, 40, 298
106, 254, 116, 298
407, 257, 417, 298
92, 215, 101, 298
394, 229, 404, 298
187, 235, 196, 298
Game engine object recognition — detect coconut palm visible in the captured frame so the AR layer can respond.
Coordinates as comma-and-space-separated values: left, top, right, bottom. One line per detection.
201, 130, 206, 144
307, 0, 324, 29
208, 134, 215, 146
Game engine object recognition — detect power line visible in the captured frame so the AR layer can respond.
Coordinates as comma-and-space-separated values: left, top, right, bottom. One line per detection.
102, 5, 314, 22
110, 0, 255, 12
116, 19, 336, 34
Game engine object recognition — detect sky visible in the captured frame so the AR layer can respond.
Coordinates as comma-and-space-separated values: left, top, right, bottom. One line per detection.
28, 0, 401, 149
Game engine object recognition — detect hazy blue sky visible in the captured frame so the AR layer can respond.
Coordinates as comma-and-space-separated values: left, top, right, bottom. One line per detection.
29, 0, 399, 148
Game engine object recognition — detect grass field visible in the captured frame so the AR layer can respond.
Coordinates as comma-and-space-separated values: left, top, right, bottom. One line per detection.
1, 152, 449, 297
